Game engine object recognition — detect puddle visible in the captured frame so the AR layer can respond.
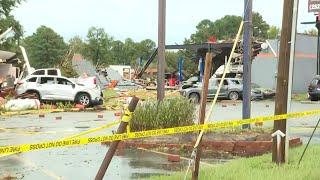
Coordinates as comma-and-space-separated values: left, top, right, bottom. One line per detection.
74, 126, 90, 129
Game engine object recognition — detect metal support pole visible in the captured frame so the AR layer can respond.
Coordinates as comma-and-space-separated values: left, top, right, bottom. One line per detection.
316, 17, 320, 75
157, 0, 166, 101
242, 0, 252, 129
95, 97, 139, 180
298, 118, 320, 165
272, 0, 294, 163
192, 52, 213, 180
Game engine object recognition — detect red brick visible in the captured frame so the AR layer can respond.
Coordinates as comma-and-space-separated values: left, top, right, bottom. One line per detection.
168, 154, 180, 162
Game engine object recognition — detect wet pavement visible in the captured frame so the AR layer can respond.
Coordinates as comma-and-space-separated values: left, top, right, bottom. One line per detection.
0, 100, 319, 179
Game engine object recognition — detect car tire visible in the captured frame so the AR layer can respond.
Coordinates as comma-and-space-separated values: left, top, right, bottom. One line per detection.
310, 96, 318, 101
76, 93, 91, 106
228, 91, 239, 101
189, 93, 200, 103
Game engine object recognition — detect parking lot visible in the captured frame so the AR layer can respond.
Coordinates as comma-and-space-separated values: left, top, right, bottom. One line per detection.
0, 100, 319, 179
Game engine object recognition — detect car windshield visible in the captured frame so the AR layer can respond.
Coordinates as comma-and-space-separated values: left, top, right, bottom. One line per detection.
187, 77, 198, 82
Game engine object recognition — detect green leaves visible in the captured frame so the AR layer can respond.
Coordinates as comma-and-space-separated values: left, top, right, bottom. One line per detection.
187, 12, 271, 43
0, 0, 22, 18
81, 27, 156, 68
23, 26, 68, 69
130, 97, 195, 131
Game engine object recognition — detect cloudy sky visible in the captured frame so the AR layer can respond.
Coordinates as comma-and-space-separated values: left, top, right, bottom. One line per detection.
12, 0, 315, 44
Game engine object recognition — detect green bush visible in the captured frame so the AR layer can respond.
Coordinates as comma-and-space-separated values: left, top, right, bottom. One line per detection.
130, 97, 195, 131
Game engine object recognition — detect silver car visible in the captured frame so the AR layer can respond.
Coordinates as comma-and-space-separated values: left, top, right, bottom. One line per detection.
180, 78, 243, 103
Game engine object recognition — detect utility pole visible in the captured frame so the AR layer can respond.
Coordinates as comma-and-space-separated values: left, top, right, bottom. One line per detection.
192, 52, 213, 180
272, 0, 294, 163
157, 0, 166, 101
242, 0, 252, 129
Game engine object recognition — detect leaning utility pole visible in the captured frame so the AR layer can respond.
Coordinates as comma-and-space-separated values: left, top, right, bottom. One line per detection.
192, 52, 213, 180
272, 0, 294, 163
157, 0, 166, 101
242, 0, 252, 129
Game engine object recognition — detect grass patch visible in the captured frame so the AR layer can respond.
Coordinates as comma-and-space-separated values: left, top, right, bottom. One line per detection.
292, 93, 308, 101
130, 97, 195, 131
103, 89, 123, 110
150, 145, 320, 180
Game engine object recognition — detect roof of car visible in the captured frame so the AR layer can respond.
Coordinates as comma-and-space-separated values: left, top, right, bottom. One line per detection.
27, 75, 68, 79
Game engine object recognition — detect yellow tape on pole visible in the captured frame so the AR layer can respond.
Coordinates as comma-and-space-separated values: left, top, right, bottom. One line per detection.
0, 109, 319, 155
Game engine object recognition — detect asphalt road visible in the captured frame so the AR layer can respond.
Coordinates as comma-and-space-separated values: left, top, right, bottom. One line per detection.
0, 100, 319, 179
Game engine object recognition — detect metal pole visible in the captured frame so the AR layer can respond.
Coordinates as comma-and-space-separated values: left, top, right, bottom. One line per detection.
316, 16, 320, 75
272, 0, 294, 163
192, 52, 213, 180
298, 118, 320, 165
285, 0, 299, 163
95, 97, 139, 180
242, 0, 252, 129
157, 0, 166, 101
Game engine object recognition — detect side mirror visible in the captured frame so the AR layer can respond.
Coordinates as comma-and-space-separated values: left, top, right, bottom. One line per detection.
72, 84, 75, 88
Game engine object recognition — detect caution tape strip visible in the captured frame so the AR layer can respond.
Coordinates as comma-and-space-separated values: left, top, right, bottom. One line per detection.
0, 109, 319, 155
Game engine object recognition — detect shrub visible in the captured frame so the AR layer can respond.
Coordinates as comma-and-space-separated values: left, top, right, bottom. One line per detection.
130, 97, 195, 131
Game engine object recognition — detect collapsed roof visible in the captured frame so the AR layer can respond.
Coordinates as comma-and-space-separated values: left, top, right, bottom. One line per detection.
0, 50, 19, 64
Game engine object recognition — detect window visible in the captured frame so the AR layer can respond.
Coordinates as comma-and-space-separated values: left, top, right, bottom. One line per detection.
57, 78, 73, 85
217, 80, 228, 86
32, 70, 45, 75
40, 77, 55, 84
311, 78, 319, 85
27, 77, 37, 82
48, 70, 58, 76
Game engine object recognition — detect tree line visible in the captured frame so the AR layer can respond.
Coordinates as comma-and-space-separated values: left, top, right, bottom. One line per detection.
1, 0, 315, 77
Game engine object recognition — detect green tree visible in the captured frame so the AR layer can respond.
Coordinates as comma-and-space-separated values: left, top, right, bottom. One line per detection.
267, 26, 280, 39
23, 26, 67, 68
252, 12, 270, 39
187, 12, 270, 43
68, 36, 85, 54
0, 0, 23, 51
82, 27, 113, 67
0, 0, 23, 17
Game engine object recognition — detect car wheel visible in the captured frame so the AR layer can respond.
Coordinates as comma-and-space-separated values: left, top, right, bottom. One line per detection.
76, 93, 91, 106
228, 91, 239, 101
310, 96, 318, 101
189, 93, 200, 103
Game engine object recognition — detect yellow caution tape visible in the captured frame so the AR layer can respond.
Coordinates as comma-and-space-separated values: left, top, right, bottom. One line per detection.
62, 120, 121, 140
121, 110, 132, 123
0, 109, 319, 155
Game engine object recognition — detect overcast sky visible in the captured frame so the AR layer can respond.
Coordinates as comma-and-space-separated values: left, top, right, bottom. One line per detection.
12, 0, 315, 44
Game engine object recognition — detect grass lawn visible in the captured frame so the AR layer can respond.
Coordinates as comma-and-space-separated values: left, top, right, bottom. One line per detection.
150, 145, 320, 180
291, 93, 309, 101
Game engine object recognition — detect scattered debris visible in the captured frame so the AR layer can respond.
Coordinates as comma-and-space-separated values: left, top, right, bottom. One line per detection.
4, 99, 40, 111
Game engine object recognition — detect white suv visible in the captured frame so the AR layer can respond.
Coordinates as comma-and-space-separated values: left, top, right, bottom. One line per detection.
16, 75, 103, 106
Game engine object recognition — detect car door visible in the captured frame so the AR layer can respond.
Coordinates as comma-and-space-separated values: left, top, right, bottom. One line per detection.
216, 80, 228, 97
37, 77, 56, 100
208, 79, 217, 98
54, 77, 76, 101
